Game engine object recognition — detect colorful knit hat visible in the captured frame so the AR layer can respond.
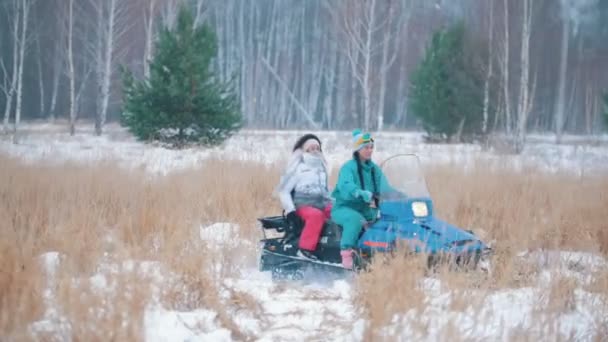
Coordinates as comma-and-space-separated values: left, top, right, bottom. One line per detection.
352, 129, 374, 152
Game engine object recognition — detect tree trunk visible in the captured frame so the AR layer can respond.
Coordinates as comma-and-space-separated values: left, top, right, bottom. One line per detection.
502, 0, 511, 135
14, 0, 31, 143
96, 0, 117, 136
94, 0, 104, 135
322, 45, 338, 129
554, 6, 570, 143
36, 33, 45, 119
584, 83, 593, 135
335, 49, 349, 129
377, 1, 394, 132
143, 0, 157, 79
482, 0, 494, 136
261, 57, 317, 129
362, 0, 376, 130
48, 42, 61, 122
3, 0, 20, 134
515, 0, 533, 153
67, 0, 76, 135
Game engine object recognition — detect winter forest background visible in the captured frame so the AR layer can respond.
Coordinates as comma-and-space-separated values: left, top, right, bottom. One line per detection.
1, 0, 608, 141
3, 1, 608, 340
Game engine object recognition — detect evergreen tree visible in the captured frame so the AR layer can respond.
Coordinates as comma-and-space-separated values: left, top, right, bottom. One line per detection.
409, 22, 485, 142
121, 5, 241, 147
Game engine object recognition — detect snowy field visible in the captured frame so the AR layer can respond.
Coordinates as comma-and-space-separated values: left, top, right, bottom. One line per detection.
2, 122, 607, 176
2, 122, 608, 341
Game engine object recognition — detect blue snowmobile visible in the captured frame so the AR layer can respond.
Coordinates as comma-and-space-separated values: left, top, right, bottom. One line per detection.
258, 154, 492, 280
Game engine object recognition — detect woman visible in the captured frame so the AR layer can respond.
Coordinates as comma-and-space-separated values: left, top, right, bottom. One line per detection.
277, 134, 332, 259
331, 129, 391, 269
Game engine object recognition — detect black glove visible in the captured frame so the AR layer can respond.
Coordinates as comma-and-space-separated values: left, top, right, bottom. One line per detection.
286, 211, 304, 228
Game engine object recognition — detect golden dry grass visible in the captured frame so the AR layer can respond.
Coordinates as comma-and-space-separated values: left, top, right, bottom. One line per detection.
1, 152, 607, 340
358, 164, 608, 339
0, 154, 278, 340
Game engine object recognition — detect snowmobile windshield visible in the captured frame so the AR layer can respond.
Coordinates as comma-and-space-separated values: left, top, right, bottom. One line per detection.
378, 154, 431, 200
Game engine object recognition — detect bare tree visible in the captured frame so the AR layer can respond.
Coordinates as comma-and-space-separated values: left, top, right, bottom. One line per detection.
60, 0, 94, 136
1, 0, 20, 134
0, 0, 604, 134
500, 0, 512, 134
142, 0, 159, 79
90, 0, 131, 135
514, 0, 536, 152
65, 0, 76, 135
376, 0, 408, 131
553, 0, 597, 140
329, 0, 387, 130
35, 31, 45, 119
554, 0, 571, 143
334, 0, 407, 130
482, 0, 495, 136
261, 56, 318, 129
48, 39, 61, 122
192, 0, 208, 28
160, 0, 182, 29
13, 0, 36, 142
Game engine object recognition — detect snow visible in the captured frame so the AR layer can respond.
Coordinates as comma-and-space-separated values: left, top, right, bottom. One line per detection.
224, 271, 363, 341
29, 252, 73, 341
4, 123, 608, 340
383, 283, 606, 341
2, 123, 607, 176
199, 222, 241, 248
144, 308, 232, 342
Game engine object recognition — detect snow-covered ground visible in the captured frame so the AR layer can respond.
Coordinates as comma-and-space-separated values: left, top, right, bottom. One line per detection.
4, 122, 608, 341
27, 224, 608, 341
2, 123, 607, 176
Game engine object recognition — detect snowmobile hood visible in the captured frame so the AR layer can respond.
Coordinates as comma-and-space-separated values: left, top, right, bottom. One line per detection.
366, 197, 487, 254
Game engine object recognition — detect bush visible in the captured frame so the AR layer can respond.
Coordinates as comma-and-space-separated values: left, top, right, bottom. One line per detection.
121, 5, 241, 147
409, 22, 485, 142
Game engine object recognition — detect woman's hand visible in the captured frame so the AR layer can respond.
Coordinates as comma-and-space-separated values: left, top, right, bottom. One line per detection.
286, 211, 304, 228
355, 189, 373, 203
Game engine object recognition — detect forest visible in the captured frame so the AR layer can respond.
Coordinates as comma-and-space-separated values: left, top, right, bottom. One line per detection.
1, 0, 607, 140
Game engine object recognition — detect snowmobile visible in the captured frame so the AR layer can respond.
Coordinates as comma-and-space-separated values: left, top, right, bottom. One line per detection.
258, 154, 493, 280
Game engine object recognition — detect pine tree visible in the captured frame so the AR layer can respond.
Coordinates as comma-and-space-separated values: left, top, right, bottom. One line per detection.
121, 5, 241, 147
409, 22, 485, 142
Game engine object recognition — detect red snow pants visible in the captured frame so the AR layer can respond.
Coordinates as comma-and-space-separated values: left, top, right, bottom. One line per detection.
296, 204, 332, 251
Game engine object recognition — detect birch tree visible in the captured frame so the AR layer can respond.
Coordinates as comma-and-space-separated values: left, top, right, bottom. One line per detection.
514, 0, 537, 152
500, 0, 512, 134
554, 0, 598, 141
90, 0, 131, 135
1, 0, 20, 134
13, 0, 35, 141
481, 0, 495, 136
142, 0, 159, 79
160, 0, 182, 29
65, 0, 77, 135
328, 0, 385, 130
376, 0, 406, 131
554, 0, 571, 143
33, 6, 46, 120
48, 22, 62, 122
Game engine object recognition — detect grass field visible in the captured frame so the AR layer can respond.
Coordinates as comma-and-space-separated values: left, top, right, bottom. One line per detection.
1, 124, 607, 340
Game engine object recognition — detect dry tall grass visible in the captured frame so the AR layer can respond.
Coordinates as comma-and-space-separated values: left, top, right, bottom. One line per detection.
358, 164, 608, 340
1, 153, 607, 340
0, 154, 278, 340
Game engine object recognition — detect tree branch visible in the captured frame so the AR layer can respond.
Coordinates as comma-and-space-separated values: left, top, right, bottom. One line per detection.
261, 57, 318, 129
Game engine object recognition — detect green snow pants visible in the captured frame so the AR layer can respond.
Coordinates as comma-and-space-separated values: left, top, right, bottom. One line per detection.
331, 205, 377, 250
